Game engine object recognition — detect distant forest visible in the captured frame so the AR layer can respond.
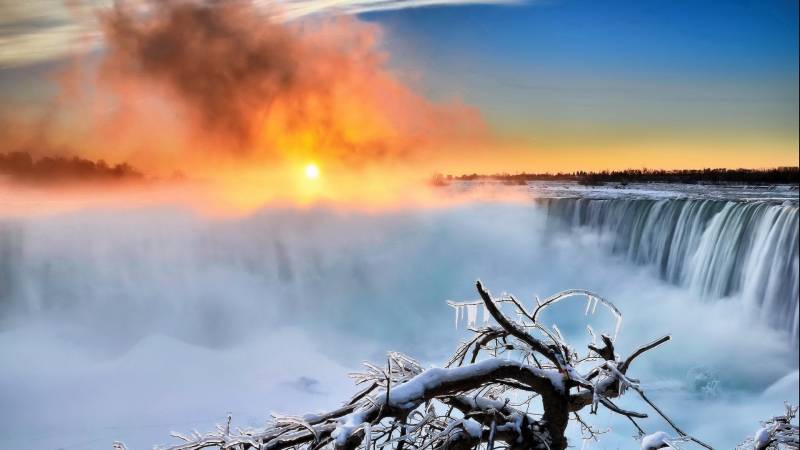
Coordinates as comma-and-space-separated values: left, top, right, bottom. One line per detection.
434, 167, 800, 186
0, 151, 143, 185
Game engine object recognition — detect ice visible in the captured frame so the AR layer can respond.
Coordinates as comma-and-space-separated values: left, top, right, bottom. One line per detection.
363, 422, 371, 450
467, 304, 478, 327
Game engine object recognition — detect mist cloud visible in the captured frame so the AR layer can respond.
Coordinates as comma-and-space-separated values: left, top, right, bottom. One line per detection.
90, 0, 485, 166
0, 0, 489, 196
0, 203, 796, 449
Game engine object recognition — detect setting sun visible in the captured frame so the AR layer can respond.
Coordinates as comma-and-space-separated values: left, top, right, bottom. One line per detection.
304, 163, 320, 180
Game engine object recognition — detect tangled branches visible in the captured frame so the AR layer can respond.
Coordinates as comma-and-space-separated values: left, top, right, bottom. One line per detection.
736, 403, 799, 450
118, 280, 719, 450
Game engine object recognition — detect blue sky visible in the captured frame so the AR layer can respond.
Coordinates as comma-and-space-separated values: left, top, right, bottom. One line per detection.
362, 0, 798, 167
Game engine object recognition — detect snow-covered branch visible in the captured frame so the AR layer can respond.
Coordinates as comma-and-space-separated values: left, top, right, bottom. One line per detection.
737, 403, 799, 450
116, 280, 760, 450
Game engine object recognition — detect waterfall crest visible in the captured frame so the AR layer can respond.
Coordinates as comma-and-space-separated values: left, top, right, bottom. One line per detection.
540, 198, 799, 340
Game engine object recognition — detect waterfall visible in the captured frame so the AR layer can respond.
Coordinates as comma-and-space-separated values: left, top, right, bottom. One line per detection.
539, 197, 800, 340
1, 197, 797, 345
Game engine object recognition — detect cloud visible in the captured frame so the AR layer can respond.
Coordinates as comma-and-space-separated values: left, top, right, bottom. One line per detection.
259, 0, 522, 21
0, 0, 489, 205
0, 0, 521, 68
0, 0, 486, 195
0, 1, 101, 68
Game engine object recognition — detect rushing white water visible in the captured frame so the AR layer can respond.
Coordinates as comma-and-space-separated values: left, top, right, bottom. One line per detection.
538, 197, 800, 340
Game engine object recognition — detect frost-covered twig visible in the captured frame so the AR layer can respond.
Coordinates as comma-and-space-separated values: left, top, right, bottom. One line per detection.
116, 280, 721, 450
737, 403, 800, 450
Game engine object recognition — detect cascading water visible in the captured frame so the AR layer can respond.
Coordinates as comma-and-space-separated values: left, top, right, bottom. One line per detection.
538, 197, 800, 341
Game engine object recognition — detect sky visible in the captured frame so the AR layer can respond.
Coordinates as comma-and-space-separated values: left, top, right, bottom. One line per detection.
369, 0, 799, 170
0, 0, 797, 180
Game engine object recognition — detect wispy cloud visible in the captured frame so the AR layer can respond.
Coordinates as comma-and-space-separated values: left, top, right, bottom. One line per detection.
0, 0, 520, 68
0, 1, 102, 68
258, 0, 521, 21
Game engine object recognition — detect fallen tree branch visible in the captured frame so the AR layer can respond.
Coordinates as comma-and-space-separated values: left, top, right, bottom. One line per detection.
115, 280, 726, 450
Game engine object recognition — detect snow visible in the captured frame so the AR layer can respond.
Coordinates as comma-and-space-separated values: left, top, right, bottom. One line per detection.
754, 426, 771, 447
386, 359, 560, 409
332, 410, 369, 446
461, 419, 483, 438
641, 431, 671, 450
333, 359, 564, 445
441, 418, 483, 440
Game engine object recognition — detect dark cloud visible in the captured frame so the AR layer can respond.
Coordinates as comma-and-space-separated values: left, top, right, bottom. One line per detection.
94, 0, 485, 164
101, 2, 299, 146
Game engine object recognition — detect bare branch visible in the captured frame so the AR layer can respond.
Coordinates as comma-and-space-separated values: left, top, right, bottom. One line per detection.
117, 281, 725, 450
620, 335, 672, 373
476, 280, 562, 368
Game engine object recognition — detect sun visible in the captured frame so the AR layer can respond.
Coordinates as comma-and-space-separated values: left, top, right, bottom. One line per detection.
304, 163, 320, 180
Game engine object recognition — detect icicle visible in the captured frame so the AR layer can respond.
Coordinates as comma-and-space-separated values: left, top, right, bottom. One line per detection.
552, 324, 565, 345
483, 304, 490, 324
585, 295, 600, 316
363, 422, 371, 450
612, 316, 623, 342
467, 304, 478, 328
454, 305, 460, 329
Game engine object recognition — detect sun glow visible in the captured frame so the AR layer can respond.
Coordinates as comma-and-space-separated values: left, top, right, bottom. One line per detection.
304, 163, 320, 180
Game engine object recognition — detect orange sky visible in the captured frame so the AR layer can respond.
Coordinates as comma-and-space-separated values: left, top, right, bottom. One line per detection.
0, 0, 797, 212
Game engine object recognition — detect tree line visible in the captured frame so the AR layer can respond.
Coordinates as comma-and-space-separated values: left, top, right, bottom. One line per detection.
0, 151, 143, 185
433, 167, 800, 186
